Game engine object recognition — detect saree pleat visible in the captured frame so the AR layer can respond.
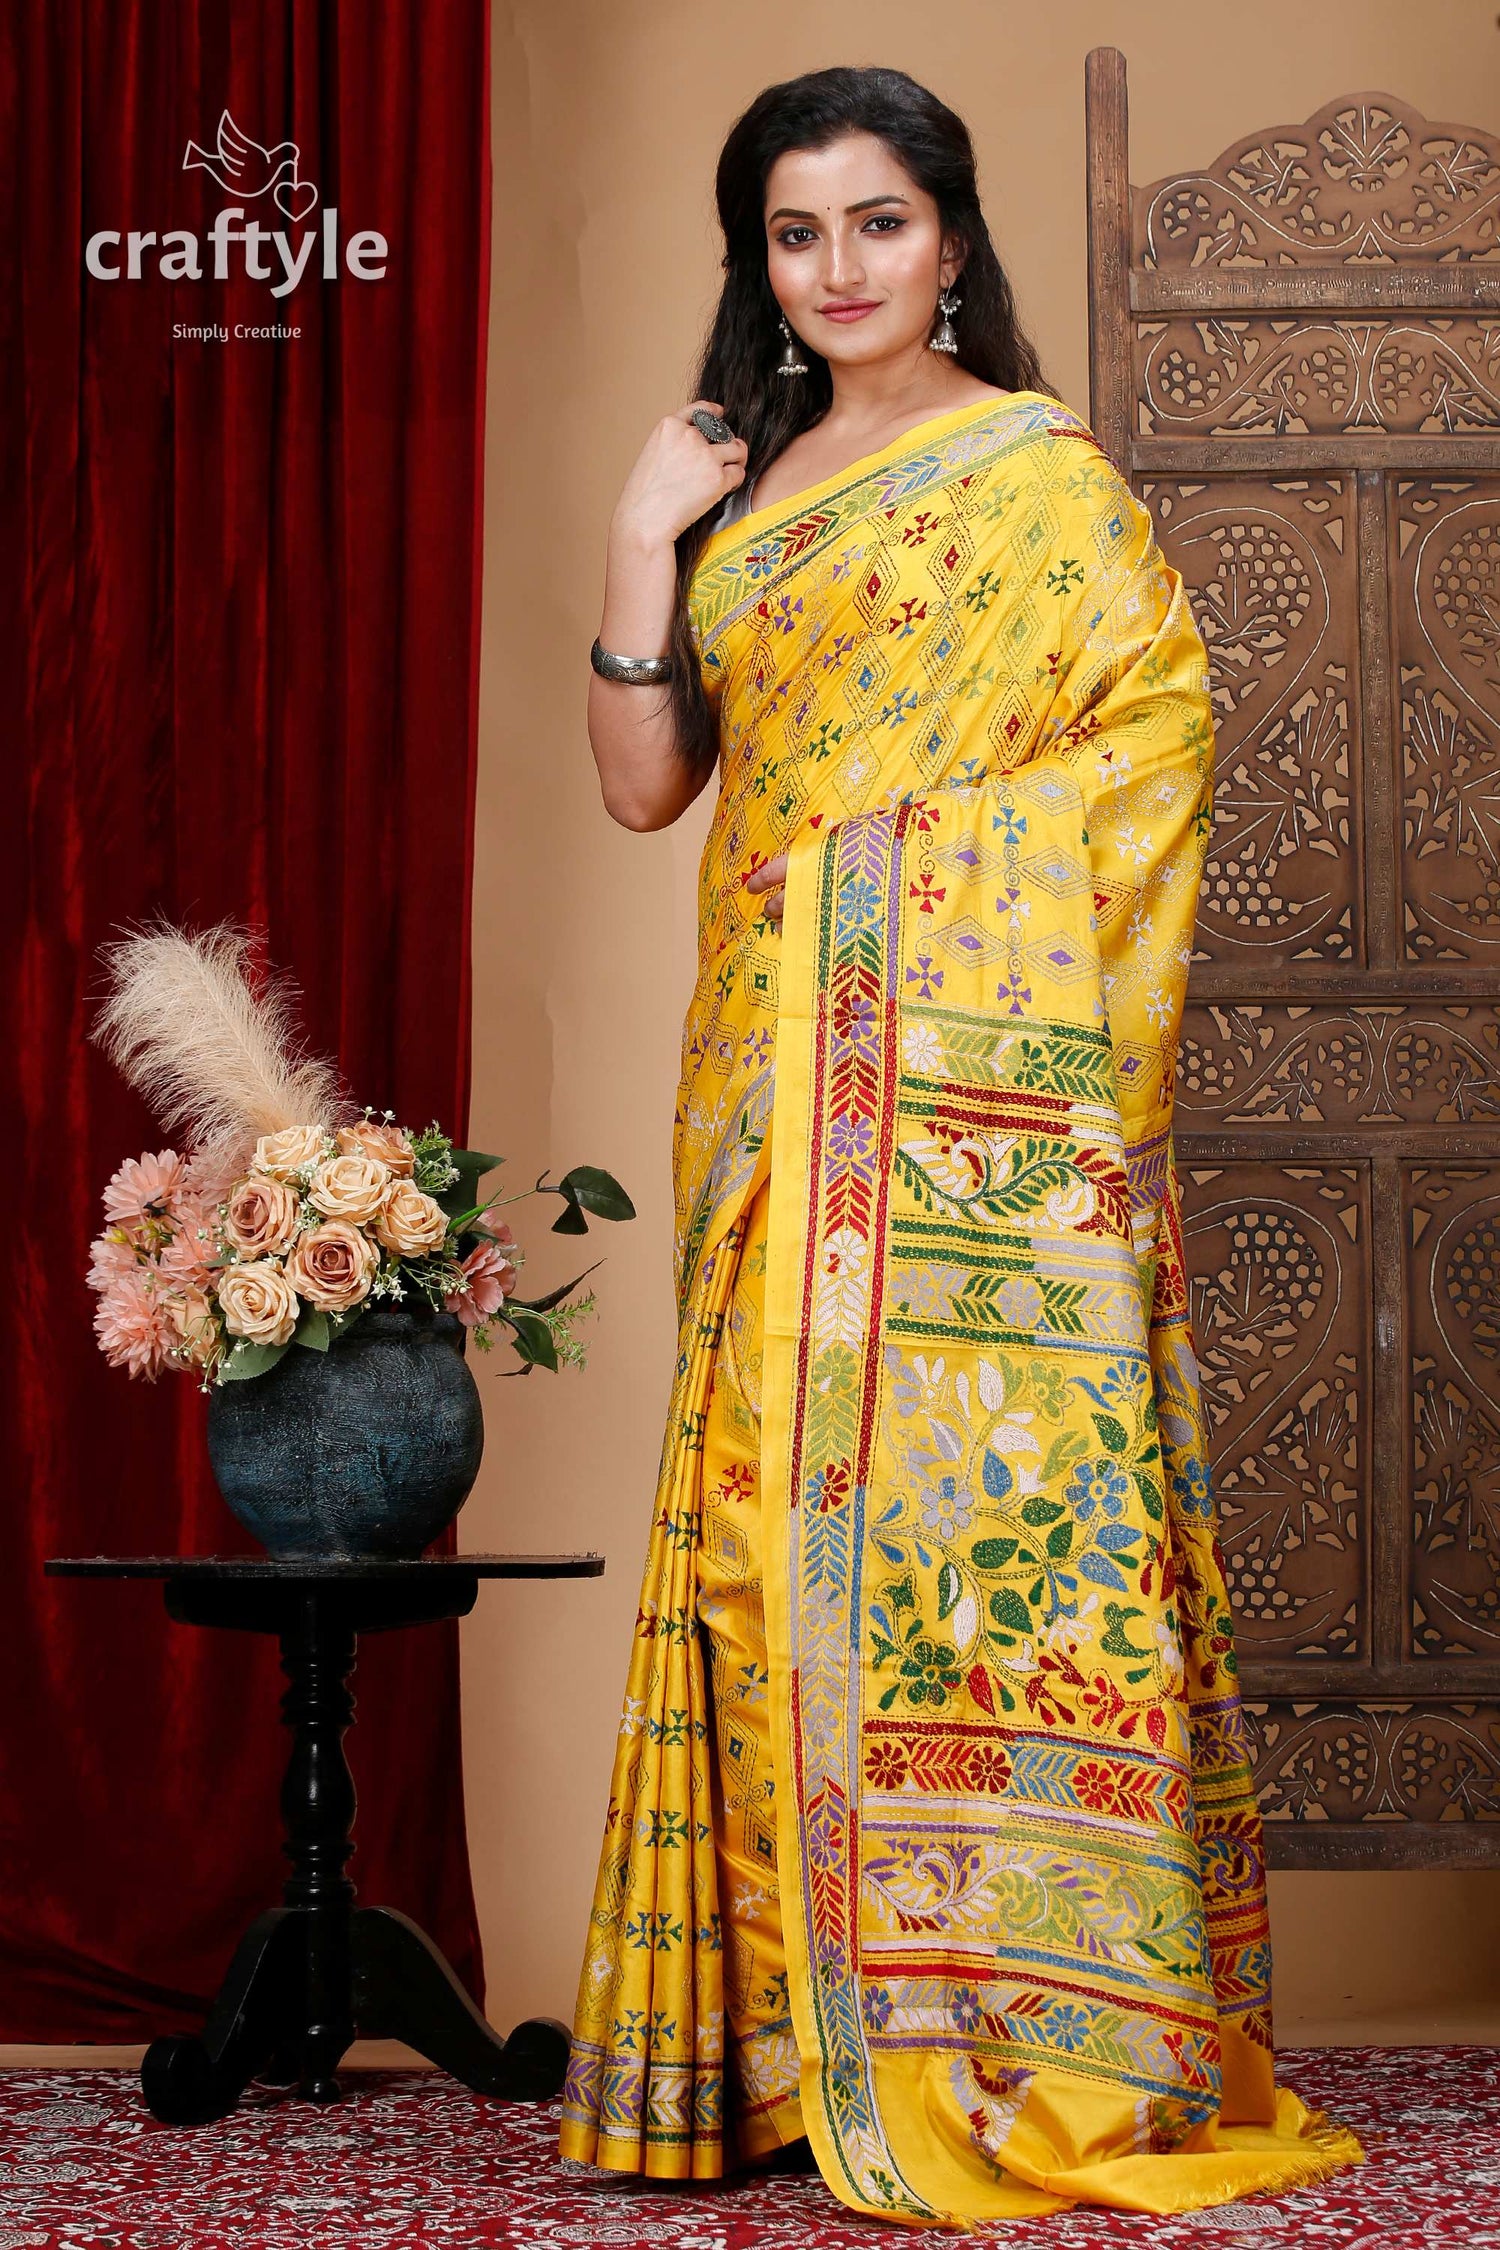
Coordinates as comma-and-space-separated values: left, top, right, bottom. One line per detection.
562, 392, 1364, 2223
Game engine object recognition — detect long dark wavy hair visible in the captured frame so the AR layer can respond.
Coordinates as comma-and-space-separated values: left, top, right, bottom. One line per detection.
663, 65, 1050, 771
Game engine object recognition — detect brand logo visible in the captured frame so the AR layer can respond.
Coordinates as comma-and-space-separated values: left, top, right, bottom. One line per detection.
85, 108, 388, 298
183, 111, 319, 224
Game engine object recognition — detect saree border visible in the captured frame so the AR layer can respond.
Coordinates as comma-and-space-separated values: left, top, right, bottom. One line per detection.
689, 393, 1090, 659
763, 798, 942, 2220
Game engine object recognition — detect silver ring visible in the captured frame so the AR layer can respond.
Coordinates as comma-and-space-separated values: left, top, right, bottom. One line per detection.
690, 407, 733, 445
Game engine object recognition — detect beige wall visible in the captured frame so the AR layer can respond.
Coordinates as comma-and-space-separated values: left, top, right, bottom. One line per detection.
463, 0, 1500, 2040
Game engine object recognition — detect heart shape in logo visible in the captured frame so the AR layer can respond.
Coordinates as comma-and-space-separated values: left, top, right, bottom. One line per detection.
275, 178, 318, 223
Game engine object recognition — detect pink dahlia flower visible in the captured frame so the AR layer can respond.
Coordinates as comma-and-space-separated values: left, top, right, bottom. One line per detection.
445, 1239, 518, 1327
93, 1265, 174, 1379
86, 1231, 140, 1294
158, 1208, 220, 1291
102, 1149, 184, 1229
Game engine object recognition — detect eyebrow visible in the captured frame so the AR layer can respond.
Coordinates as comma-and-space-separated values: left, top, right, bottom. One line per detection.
766, 194, 912, 223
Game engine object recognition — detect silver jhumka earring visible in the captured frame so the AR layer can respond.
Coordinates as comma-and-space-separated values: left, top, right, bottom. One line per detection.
776, 314, 809, 377
929, 287, 961, 354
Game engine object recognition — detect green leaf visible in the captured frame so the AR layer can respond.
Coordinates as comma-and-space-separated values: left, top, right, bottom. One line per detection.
549, 1200, 590, 1235
508, 1260, 603, 1315
1042, 1430, 1088, 1481
937, 1561, 961, 1620
505, 1310, 559, 1369
988, 1586, 1032, 1634
970, 1537, 1018, 1571
1046, 1520, 1074, 1559
443, 1202, 495, 1237
558, 1165, 636, 1222
294, 1308, 332, 1352
1092, 1412, 1128, 1456
436, 1149, 504, 1221
454, 1147, 505, 1177
219, 1339, 291, 1382
1021, 1497, 1064, 1526
1101, 1602, 1150, 1658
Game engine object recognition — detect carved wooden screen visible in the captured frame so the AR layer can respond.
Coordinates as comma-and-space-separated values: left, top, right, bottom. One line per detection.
1086, 49, 1500, 1866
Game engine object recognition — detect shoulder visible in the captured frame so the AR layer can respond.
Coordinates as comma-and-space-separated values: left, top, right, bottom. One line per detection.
998, 396, 1156, 563
946, 390, 1126, 507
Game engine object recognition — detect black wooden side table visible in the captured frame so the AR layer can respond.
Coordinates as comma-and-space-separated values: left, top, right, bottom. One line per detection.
45, 1554, 604, 2125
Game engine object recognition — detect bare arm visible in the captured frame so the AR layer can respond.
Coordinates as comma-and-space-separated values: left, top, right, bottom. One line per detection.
589, 400, 748, 832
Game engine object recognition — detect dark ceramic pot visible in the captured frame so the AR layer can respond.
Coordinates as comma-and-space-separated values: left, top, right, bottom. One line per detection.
205, 1304, 484, 1558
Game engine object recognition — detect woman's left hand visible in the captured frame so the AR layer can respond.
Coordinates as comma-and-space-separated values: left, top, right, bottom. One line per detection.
744, 851, 788, 925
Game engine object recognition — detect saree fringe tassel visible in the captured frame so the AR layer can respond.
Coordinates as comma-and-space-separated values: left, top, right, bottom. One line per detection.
561, 392, 1365, 2224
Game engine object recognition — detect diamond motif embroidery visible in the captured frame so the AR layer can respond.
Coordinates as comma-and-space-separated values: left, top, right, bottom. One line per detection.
1022, 848, 1090, 899
1028, 931, 1096, 984
934, 830, 1002, 882
935, 916, 1006, 964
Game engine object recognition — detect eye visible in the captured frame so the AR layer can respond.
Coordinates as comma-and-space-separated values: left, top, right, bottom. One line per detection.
775, 225, 816, 249
864, 214, 904, 233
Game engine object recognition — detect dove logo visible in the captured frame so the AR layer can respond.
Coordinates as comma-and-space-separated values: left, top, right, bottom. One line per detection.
83, 109, 388, 300
184, 111, 320, 223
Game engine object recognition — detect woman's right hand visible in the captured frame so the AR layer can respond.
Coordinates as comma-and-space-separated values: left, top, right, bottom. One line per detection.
610, 400, 748, 550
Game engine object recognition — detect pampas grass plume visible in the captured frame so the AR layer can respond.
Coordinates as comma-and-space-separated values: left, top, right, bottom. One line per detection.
90, 918, 355, 1159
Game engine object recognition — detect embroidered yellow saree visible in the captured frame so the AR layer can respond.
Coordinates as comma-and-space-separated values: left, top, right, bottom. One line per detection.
561, 392, 1363, 2224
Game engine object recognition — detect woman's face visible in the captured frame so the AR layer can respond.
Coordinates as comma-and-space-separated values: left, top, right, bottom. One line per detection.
762, 130, 960, 370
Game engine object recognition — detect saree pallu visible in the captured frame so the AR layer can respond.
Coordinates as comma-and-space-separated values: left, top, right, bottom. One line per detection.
561, 391, 1364, 2224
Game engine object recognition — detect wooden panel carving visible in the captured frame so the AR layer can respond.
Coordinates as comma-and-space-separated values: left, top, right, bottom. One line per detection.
1398, 477, 1500, 959
1408, 1165, 1500, 1660
1138, 320, 1500, 438
1088, 54, 1500, 1864
1179, 1004, 1500, 1124
1136, 96, 1500, 269
1182, 1163, 1365, 1662
1247, 1700, 1500, 1845
1144, 477, 1358, 963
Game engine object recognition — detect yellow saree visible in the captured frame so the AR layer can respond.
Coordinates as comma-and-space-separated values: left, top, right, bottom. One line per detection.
561, 391, 1364, 2224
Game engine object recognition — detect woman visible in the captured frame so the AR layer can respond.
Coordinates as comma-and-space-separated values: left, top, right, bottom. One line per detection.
560, 65, 1363, 2227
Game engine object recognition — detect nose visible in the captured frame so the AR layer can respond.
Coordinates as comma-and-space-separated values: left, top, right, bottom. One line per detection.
822, 222, 866, 292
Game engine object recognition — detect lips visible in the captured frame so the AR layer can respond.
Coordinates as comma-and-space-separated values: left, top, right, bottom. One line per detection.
819, 302, 880, 322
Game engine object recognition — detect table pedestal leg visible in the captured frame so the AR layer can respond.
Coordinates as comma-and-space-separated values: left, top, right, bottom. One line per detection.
352, 1906, 570, 2097
141, 1584, 572, 2122
141, 1910, 302, 2125
278, 1590, 356, 2101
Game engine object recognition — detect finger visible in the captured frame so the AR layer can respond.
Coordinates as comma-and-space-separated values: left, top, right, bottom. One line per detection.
745, 852, 789, 891
677, 398, 726, 421
761, 886, 786, 922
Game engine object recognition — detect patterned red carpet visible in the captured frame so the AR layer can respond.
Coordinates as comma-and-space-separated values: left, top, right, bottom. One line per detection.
1, 2048, 1496, 2248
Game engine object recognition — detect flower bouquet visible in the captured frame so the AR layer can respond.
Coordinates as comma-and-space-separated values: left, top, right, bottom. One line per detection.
84, 922, 633, 1555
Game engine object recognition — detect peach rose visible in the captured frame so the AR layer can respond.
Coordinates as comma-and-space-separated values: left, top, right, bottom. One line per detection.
223, 1172, 300, 1258
375, 1178, 449, 1257
308, 1153, 390, 1225
336, 1120, 416, 1176
253, 1123, 330, 1180
284, 1220, 379, 1313
165, 1285, 219, 1367
217, 1259, 299, 1347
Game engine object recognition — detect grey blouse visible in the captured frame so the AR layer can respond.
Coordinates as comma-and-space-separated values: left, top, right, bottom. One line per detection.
711, 472, 760, 533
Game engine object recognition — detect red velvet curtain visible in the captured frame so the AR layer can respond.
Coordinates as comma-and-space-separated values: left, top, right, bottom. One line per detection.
0, 0, 491, 2036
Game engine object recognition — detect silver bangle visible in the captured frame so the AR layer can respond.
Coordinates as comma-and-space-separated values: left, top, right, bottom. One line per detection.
590, 635, 674, 685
